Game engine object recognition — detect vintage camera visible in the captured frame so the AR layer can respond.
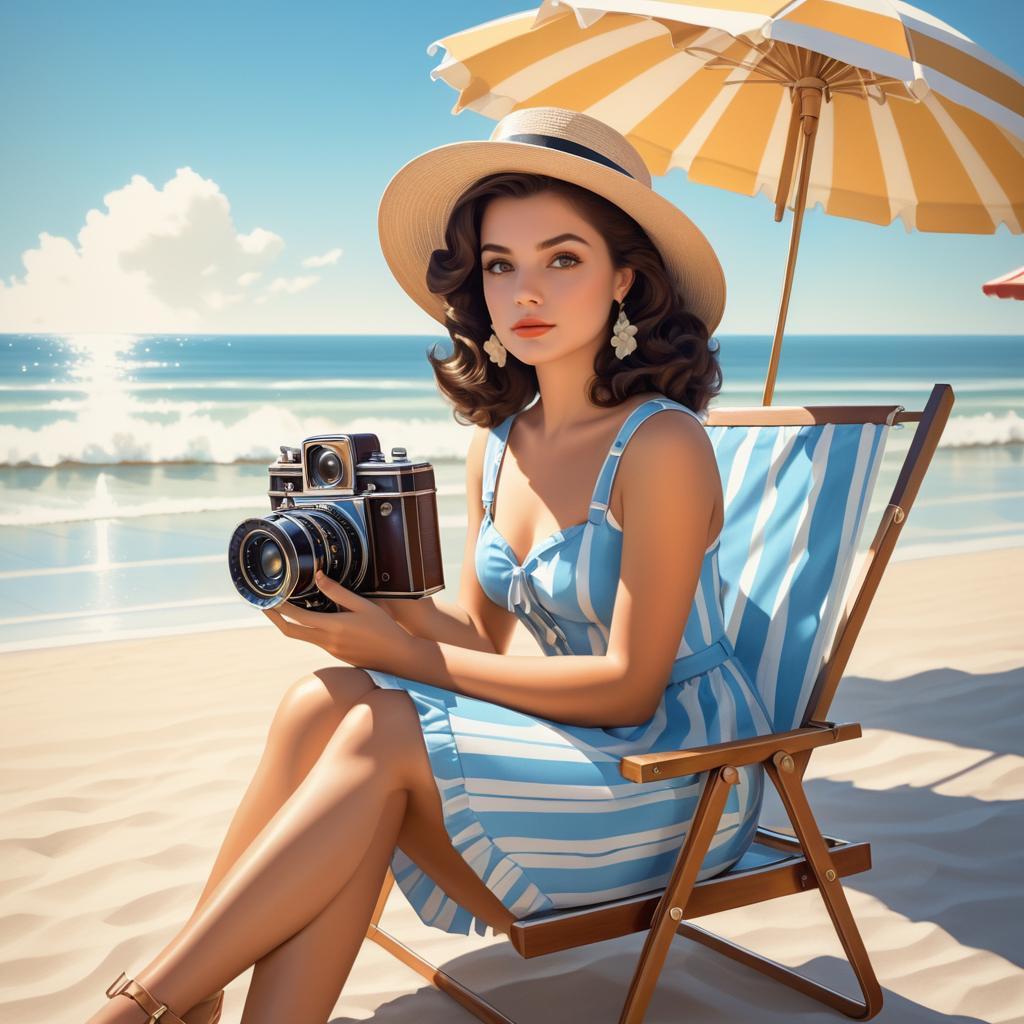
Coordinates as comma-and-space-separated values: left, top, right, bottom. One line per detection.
228, 432, 445, 612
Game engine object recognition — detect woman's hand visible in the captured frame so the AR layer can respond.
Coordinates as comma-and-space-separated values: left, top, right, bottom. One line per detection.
262, 570, 414, 673
363, 595, 405, 622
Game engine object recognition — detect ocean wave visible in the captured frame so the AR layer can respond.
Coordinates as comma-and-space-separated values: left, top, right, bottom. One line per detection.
937, 410, 1024, 448
0, 376, 436, 392
3, 395, 442, 414
0, 408, 1020, 468
0, 405, 473, 468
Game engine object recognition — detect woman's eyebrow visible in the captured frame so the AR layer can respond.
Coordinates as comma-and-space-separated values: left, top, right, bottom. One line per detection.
480, 232, 591, 255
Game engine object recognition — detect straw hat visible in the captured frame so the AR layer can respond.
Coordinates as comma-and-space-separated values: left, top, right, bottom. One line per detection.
377, 106, 726, 337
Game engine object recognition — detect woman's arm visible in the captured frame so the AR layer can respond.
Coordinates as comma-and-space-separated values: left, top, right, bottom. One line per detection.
389, 638, 627, 728
386, 410, 718, 730
374, 595, 496, 653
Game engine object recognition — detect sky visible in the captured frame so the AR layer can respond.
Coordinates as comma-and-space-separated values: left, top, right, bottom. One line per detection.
0, 0, 1021, 337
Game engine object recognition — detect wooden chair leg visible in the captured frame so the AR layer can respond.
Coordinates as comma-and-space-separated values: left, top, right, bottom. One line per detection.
365, 868, 516, 1024
617, 765, 740, 1024
676, 753, 882, 1020
369, 866, 395, 927
760, 751, 884, 1018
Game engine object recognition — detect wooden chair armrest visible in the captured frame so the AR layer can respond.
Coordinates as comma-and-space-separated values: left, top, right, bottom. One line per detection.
619, 720, 862, 783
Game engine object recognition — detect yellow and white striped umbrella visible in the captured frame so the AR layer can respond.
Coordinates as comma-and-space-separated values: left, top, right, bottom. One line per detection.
426, 0, 1024, 401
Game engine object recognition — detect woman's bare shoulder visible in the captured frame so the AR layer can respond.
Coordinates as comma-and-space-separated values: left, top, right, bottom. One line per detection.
466, 424, 490, 481
625, 403, 714, 470
616, 403, 721, 524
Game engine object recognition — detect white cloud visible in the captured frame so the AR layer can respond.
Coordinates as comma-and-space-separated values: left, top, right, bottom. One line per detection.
302, 247, 342, 268
0, 167, 331, 332
268, 274, 320, 294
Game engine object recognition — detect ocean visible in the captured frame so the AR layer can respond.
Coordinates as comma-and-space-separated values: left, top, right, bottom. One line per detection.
1, 332, 1021, 653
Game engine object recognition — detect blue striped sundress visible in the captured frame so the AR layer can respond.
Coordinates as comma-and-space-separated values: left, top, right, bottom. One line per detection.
366, 396, 774, 937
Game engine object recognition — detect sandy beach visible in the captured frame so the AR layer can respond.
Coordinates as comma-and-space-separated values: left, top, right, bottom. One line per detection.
1, 545, 1021, 1023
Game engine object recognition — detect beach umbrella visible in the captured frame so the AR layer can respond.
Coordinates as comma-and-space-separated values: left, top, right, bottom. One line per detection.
982, 265, 1024, 299
427, 0, 1024, 404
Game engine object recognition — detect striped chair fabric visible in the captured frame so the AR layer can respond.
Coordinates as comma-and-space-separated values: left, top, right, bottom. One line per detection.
707, 419, 891, 732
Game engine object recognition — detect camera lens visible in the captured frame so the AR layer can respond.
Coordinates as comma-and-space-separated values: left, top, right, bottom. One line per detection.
228, 504, 366, 609
313, 447, 344, 488
257, 536, 284, 580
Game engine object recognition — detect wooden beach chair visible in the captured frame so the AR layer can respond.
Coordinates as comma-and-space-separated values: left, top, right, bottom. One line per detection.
364, 383, 954, 1023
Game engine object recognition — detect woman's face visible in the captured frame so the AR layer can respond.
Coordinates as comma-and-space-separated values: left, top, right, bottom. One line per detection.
479, 191, 633, 368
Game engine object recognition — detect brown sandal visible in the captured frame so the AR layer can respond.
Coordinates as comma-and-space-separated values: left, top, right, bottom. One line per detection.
105, 973, 223, 1023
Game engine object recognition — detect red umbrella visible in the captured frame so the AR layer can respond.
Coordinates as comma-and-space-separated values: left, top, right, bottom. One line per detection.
982, 266, 1024, 300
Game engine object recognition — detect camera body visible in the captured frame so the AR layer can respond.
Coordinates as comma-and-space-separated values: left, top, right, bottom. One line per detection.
228, 432, 445, 612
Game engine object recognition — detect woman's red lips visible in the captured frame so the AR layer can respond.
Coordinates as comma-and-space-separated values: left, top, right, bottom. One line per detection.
512, 318, 554, 336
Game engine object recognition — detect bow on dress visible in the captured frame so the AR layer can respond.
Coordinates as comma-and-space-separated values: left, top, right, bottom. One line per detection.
506, 564, 568, 650
507, 564, 533, 614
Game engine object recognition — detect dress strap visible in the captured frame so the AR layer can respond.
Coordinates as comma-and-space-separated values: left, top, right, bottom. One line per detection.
480, 412, 518, 515
586, 398, 705, 526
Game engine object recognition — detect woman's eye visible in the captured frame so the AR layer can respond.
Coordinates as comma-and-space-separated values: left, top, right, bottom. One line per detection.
484, 253, 581, 274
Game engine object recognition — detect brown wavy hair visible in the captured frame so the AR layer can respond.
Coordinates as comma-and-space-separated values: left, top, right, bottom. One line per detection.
424, 172, 723, 428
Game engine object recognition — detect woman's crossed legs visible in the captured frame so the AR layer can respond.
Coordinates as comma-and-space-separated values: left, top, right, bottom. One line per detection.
88, 667, 516, 1024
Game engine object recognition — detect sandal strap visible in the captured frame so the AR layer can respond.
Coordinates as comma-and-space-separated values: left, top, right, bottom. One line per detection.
106, 971, 188, 1024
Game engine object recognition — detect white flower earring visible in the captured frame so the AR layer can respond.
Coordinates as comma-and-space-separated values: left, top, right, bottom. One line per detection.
611, 300, 638, 359
484, 328, 508, 368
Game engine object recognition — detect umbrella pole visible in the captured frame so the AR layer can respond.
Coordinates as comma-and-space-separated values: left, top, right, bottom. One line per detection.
762, 85, 823, 406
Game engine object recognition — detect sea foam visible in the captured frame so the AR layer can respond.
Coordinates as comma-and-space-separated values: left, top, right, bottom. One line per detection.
0, 409, 1020, 467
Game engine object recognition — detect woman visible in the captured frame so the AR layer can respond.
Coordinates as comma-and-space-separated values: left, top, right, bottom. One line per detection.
91, 107, 773, 1024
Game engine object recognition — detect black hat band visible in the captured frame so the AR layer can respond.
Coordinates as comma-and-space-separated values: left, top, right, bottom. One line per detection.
504, 132, 635, 180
